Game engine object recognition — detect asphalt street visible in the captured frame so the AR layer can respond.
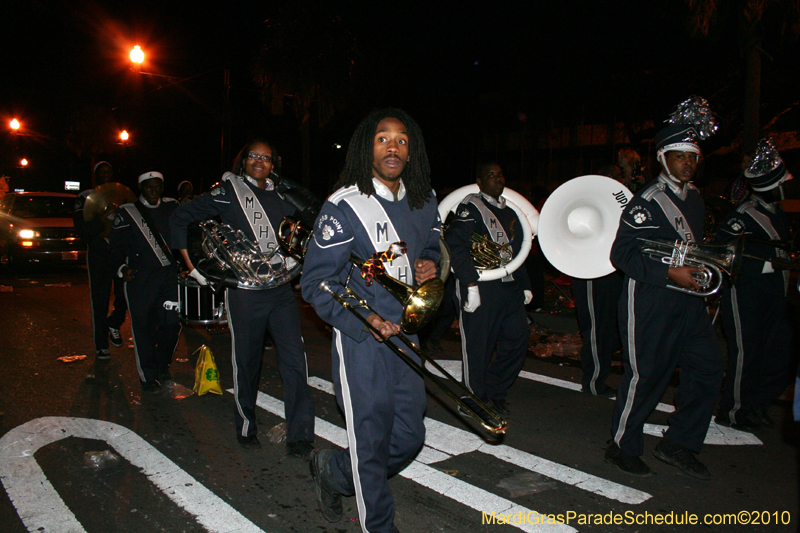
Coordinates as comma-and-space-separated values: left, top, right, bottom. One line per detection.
0, 265, 798, 533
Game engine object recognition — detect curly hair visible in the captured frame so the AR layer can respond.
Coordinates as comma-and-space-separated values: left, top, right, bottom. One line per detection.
231, 139, 280, 177
335, 108, 432, 210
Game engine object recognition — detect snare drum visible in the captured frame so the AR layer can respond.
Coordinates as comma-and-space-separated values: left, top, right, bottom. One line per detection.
178, 276, 228, 325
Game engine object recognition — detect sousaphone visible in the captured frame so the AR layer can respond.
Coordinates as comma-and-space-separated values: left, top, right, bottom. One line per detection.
537, 175, 632, 278
438, 184, 539, 281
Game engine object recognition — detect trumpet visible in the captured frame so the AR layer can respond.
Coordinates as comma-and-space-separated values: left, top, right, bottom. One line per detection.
319, 280, 508, 435
638, 236, 743, 297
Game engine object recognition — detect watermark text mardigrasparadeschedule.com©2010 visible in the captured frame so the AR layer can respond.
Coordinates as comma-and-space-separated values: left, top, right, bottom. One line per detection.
482, 510, 792, 527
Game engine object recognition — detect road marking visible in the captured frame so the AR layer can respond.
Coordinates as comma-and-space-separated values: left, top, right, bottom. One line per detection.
302, 377, 650, 505
427, 360, 763, 446
246, 387, 577, 533
0, 417, 265, 533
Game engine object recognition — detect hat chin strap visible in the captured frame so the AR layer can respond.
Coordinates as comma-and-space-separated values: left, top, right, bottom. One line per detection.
657, 152, 683, 185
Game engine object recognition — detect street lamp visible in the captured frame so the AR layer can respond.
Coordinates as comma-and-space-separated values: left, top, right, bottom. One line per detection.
19, 158, 28, 167
120, 130, 129, 142
130, 45, 144, 65
10, 119, 20, 132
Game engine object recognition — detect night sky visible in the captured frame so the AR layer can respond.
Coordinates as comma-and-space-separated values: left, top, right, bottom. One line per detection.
3, 1, 799, 198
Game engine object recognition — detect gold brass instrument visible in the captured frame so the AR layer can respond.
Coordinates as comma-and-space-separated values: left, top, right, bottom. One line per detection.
319, 280, 508, 435
469, 233, 513, 270
199, 219, 301, 289
638, 236, 744, 297
278, 216, 312, 261
83, 182, 137, 238
349, 245, 444, 334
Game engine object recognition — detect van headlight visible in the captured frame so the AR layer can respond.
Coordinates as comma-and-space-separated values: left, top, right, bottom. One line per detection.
18, 229, 38, 239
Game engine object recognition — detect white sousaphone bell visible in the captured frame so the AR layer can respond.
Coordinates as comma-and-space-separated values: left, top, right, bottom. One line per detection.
438, 184, 540, 281
537, 175, 633, 279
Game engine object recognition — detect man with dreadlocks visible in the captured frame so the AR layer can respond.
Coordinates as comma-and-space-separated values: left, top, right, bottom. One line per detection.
301, 108, 441, 531
605, 96, 724, 480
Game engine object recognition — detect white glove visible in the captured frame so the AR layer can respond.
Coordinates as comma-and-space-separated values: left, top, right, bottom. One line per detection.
463, 285, 481, 313
189, 268, 208, 286
523, 290, 533, 305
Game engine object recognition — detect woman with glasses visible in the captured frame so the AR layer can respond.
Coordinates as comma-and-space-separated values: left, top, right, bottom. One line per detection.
170, 139, 316, 458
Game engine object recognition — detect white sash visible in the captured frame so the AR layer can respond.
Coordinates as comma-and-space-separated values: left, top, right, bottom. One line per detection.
651, 190, 697, 244
121, 204, 171, 267
466, 194, 514, 281
223, 172, 280, 255
743, 203, 790, 292
341, 191, 413, 286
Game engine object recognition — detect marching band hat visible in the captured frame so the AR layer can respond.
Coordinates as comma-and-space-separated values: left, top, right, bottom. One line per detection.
745, 138, 794, 192
655, 96, 718, 156
138, 171, 164, 184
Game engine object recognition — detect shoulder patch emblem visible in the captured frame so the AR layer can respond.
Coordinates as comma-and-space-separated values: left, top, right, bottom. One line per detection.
321, 225, 335, 241
634, 212, 647, 224
210, 185, 224, 197
458, 208, 470, 218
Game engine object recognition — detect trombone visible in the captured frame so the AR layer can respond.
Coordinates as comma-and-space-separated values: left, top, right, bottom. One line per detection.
319, 280, 508, 435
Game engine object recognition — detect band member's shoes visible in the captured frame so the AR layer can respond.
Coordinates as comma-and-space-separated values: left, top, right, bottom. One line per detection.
108, 327, 123, 347
715, 413, 760, 432
157, 368, 172, 384
96, 349, 111, 361
604, 443, 654, 477
141, 381, 162, 395
237, 434, 262, 450
750, 410, 775, 428
457, 397, 493, 421
652, 439, 710, 480
286, 441, 315, 460
489, 399, 511, 417
310, 449, 343, 522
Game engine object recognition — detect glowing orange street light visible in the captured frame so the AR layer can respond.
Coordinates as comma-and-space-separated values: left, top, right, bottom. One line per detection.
20, 158, 28, 167
10, 119, 20, 131
130, 45, 144, 64
120, 130, 130, 142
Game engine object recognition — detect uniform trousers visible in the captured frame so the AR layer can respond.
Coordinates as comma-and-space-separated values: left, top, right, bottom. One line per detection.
226, 284, 315, 444
612, 280, 724, 456
87, 249, 127, 351
457, 280, 528, 402
718, 283, 793, 423
327, 329, 426, 533
124, 267, 181, 383
572, 272, 622, 395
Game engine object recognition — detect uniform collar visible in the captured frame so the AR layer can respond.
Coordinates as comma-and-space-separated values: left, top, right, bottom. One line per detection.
657, 172, 694, 200
480, 191, 506, 209
371, 177, 406, 201
139, 195, 161, 208
752, 193, 777, 213
244, 174, 275, 191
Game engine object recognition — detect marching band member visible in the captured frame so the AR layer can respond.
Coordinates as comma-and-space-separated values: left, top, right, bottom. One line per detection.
444, 161, 531, 417
109, 171, 181, 393
73, 161, 128, 361
301, 108, 440, 531
606, 96, 724, 480
714, 138, 794, 431
170, 139, 315, 457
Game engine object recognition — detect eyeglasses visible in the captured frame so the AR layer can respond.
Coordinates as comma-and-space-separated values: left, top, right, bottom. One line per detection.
247, 153, 272, 163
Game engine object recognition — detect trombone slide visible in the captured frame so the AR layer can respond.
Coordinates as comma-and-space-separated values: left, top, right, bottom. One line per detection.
319, 281, 508, 435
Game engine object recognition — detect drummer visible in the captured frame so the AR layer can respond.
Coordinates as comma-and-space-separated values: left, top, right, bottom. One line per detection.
109, 171, 182, 393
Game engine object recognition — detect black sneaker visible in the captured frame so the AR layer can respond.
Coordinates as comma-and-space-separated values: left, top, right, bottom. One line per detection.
750, 410, 775, 428
310, 449, 343, 522
715, 413, 759, 432
489, 399, 511, 417
604, 443, 654, 477
652, 439, 710, 480
141, 380, 162, 395
96, 349, 111, 361
286, 441, 315, 460
237, 434, 262, 450
108, 327, 123, 347
158, 368, 172, 384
